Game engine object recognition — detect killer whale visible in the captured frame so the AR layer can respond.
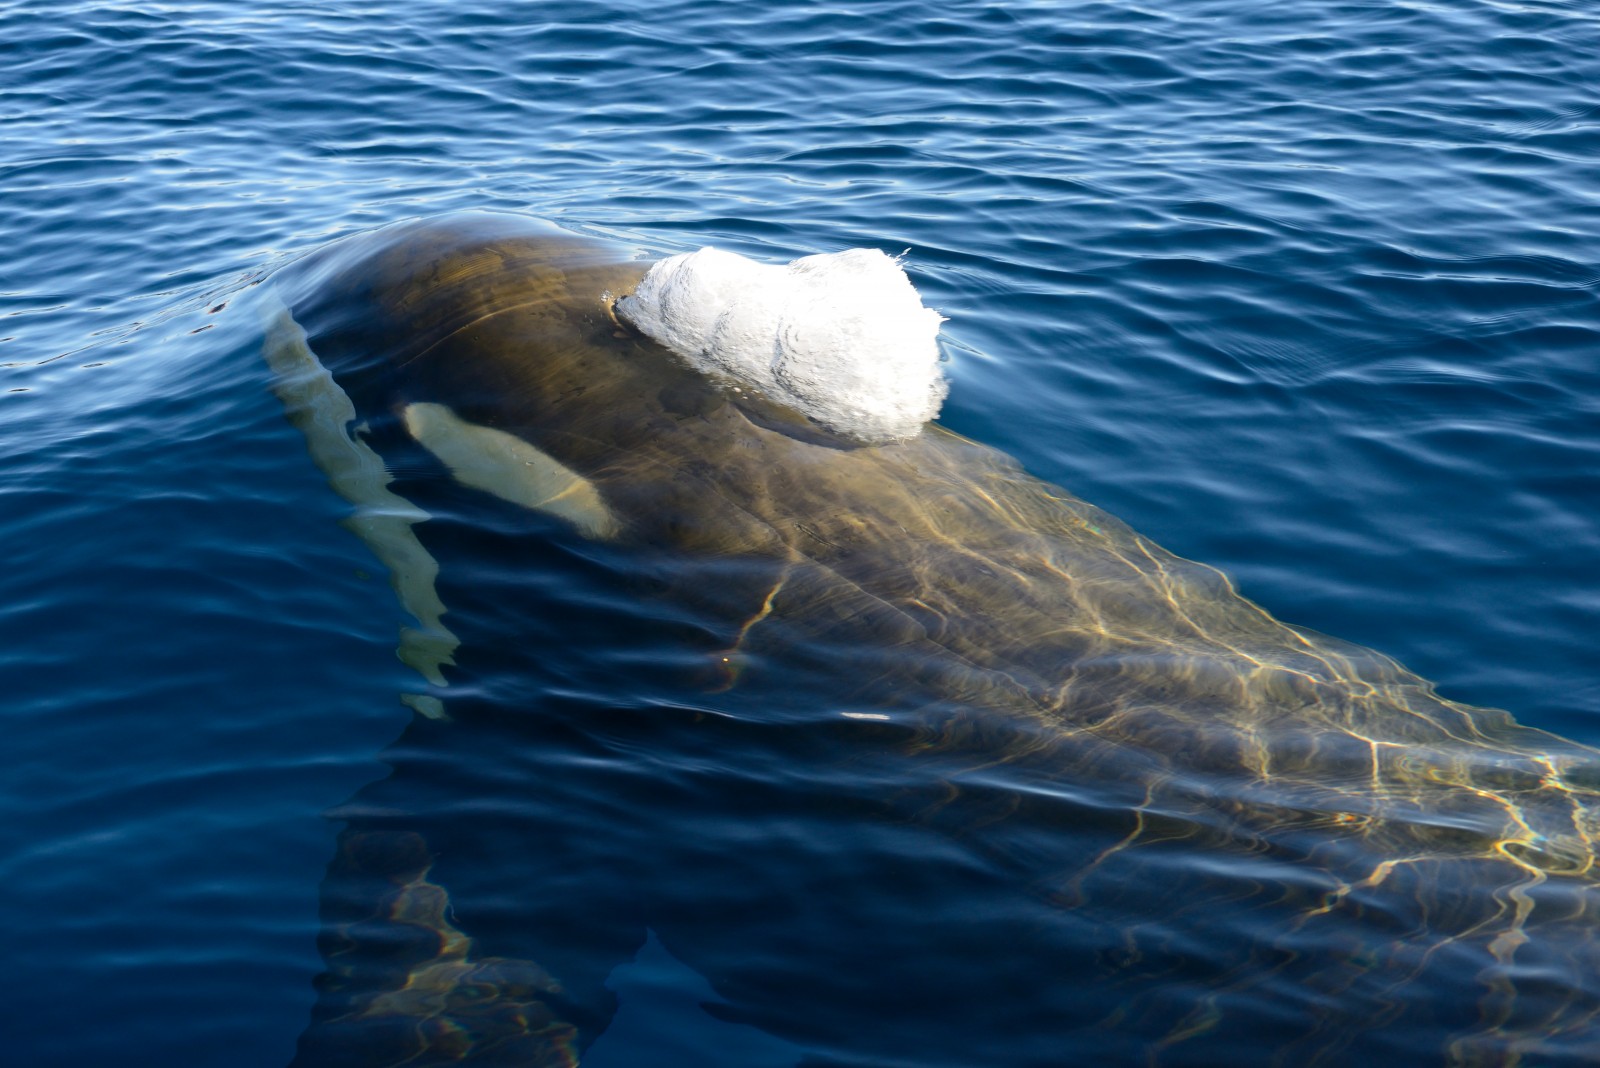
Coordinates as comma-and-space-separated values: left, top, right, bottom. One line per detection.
267, 213, 1600, 1066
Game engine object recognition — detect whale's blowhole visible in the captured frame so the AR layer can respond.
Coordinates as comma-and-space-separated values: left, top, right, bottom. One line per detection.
615, 245, 947, 444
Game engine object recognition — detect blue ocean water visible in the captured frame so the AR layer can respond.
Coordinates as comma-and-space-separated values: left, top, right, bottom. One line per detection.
2, 1, 1597, 1065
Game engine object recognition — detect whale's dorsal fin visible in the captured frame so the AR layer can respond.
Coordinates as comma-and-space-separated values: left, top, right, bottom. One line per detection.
401, 402, 619, 541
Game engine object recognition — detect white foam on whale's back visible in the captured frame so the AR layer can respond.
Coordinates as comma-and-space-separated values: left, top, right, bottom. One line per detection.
616, 245, 947, 444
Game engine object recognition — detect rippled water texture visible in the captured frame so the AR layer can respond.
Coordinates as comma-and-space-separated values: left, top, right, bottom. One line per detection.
2, 2, 1597, 1065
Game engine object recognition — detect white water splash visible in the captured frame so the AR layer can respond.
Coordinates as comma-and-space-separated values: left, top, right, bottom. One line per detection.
616, 245, 947, 443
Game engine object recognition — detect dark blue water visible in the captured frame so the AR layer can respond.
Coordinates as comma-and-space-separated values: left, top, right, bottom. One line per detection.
2, 1, 1596, 1065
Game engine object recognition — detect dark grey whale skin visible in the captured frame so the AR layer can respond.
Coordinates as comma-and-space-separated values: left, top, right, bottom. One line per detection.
270, 213, 1600, 1067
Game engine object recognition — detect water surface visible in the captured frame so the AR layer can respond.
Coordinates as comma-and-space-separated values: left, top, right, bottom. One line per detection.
2, 1, 1596, 1064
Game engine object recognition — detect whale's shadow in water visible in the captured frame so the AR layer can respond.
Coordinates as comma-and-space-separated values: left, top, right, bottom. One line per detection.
268, 213, 1600, 1067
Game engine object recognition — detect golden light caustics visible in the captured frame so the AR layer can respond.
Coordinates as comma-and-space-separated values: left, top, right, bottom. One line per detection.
267, 213, 1600, 1066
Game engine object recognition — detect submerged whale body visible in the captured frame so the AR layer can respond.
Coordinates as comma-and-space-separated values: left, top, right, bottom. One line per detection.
267, 213, 1600, 1066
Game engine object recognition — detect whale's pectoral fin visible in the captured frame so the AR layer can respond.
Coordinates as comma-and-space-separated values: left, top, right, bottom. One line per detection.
262, 296, 459, 703
400, 402, 619, 541
292, 829, 580, 1068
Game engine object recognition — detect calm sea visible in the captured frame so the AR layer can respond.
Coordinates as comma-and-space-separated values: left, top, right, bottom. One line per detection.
2, 1, 1596, 1065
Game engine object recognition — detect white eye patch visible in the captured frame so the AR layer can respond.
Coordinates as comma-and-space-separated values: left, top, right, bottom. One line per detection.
401, 402, 618, 541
